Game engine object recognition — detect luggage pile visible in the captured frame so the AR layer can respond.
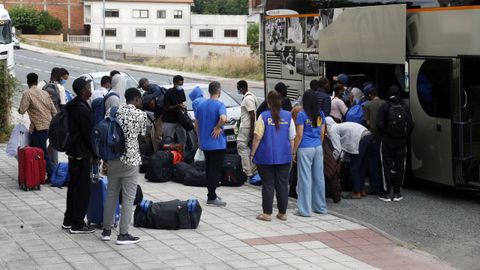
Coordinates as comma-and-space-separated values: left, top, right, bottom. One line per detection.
139, 138, 247, 187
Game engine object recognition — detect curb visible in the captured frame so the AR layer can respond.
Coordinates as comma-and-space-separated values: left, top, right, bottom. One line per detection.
19, 43, 264, 88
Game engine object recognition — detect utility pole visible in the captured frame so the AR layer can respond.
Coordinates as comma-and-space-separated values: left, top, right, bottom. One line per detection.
67, 0, 71, 39
102, 0, 106, 63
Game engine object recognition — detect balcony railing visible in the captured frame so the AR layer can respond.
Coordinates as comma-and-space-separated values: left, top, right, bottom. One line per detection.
67, 35, 90, 44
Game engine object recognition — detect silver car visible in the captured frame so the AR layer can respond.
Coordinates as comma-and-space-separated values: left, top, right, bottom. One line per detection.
79, 71, 138, 91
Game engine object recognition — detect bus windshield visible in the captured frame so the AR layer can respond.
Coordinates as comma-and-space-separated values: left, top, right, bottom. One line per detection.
0, 21, 12, 44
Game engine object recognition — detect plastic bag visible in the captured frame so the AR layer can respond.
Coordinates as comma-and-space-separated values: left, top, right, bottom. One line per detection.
194, 148, 205, 162
6, 124, 30, 158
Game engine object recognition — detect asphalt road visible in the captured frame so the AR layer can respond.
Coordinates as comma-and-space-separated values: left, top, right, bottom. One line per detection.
13, 48, 265, 105
12, 47, 480, 270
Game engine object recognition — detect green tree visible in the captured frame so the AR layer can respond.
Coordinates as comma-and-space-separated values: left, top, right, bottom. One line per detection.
247, 23, 259, 54
9, 6, 62, 34
192, 0, 248, 15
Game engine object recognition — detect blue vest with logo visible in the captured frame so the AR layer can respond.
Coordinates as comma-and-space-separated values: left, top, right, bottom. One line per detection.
254, 110, 292, 165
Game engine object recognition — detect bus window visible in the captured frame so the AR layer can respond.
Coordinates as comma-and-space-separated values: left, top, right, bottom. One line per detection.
417, 59, 451, 119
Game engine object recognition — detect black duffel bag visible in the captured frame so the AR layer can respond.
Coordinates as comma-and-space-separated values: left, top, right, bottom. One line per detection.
145, 151, 174, 182
134, 199, 202, 230
175, 162, 207, 187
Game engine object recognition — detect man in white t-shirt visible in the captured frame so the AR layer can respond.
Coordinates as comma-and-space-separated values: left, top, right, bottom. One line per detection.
91, 76, 111, 101
236, 80, 258, 179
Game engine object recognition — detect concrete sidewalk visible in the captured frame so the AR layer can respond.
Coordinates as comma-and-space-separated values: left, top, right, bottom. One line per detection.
0, 144, 454, 270
19, 43, 264, 89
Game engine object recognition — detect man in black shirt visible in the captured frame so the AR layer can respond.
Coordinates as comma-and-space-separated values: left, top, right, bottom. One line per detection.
163, 75, 187, 145
63, 77, 98, 234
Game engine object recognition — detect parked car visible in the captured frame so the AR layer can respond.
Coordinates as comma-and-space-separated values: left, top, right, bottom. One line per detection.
161, 83, 241, 150
79, 71, 138, 92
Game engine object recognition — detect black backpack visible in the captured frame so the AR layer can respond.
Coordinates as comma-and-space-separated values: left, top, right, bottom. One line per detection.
387, 103, 409, 138
48, 110, 72, 152
145, 151, 174, 182
42, 82, 61, 112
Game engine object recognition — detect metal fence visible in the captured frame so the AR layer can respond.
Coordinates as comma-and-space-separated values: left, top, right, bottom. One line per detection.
67, 35, 90, 44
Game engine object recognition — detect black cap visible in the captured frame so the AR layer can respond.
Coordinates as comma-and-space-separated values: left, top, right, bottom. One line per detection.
274, 82, 289, 97
72, 77, 92, 95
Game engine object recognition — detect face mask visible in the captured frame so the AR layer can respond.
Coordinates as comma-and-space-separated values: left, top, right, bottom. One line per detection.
60, 80, 67, 86
176, 86, 183, 91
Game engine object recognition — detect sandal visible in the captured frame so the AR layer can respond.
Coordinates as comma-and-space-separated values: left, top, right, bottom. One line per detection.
256, 214, 272, 221
276, 213, 287, 221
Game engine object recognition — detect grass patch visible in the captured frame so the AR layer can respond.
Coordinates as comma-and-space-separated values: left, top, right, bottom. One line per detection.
22, 38, 80, 54
0, 125, 14, 143
142, 55, 264, 81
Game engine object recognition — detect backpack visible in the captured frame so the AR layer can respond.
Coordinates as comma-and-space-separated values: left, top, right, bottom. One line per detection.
50, 163, 69, 188
91, 106, 125, 161
345, 102, 365, 124
386, 103, 409, 138
48, 109, 72, 152
42, 82, 61, 112
91, 91, 120, 126
145, 151, 174, 182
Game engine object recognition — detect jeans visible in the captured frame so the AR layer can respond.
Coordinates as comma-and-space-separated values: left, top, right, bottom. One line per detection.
297, 146, 327, 216
368, 137, 382, 193
103, 160, 138, 234
257, 164, 290, 215
64, 158, 91, 229
204, 150, 226, 201
349, 134, 373, 192
237, 127, 256, 177
30, 129, 51, 177
163, 122, 186, 145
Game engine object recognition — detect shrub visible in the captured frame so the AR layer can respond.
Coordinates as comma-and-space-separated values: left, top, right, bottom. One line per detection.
247, 23, 260, 54
0, 63, 20, 143
9, 6, 62, 34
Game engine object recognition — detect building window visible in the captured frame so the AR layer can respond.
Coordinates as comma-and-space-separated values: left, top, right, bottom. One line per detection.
173, 10, 183, 19
166, 29, 180, 37
417, 59, 452, 119
199, 29, 213, 38
224, 29, 238, 38
157, 10, 166, 19
133, 9, 149, 19
136, 28, 146, 37
105, 9, 119, 18
102, 28, 117, 37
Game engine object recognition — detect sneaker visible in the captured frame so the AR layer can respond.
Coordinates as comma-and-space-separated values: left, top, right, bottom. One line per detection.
256, 213, 272, 221
378, 195, 392, 202
207, 197, 227, 207
69, 225, 95, 234
61, 223, 71, 230
116, 234, 140, 245
101, 229, 111, 241
393, 193, 403, 202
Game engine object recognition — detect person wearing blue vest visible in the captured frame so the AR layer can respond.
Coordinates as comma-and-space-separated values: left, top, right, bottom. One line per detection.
251, 91, 296, 221
292, 90, 327, 217
195, 81, 228, 207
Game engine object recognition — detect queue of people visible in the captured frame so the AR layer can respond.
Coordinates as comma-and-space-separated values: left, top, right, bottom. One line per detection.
16, 69, 414, 245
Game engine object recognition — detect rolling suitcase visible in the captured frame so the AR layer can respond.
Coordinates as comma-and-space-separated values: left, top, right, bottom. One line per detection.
221, 154, 246, 186
18, 146, 46, 191
87, 177, 120, 227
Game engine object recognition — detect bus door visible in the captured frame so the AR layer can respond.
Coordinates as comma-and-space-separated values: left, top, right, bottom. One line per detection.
408, 58, 455, 186
455, 57, 480, 187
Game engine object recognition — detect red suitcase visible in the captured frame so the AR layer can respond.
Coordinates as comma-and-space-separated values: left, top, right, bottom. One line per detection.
18, 146, 46, 191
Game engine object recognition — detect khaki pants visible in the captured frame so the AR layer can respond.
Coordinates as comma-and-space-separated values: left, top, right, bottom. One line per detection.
237, 127, 256, 177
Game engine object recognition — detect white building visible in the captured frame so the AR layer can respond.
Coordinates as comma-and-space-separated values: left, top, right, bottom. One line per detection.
83, 0, 250, 57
